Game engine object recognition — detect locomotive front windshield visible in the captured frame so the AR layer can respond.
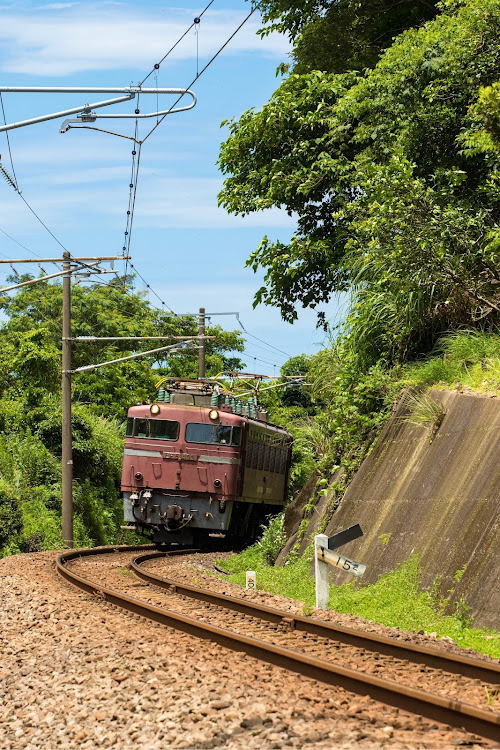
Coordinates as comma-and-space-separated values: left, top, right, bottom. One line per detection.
126, 417, 179, 440
185, 423, 241, 446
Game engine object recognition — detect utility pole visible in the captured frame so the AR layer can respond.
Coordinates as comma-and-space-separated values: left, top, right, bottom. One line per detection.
61, 251, 73, 547
198, 307, 206, 379
0, 254, 128, 548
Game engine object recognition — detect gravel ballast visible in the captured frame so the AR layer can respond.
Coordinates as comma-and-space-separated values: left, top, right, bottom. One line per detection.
0, 549, 495, 749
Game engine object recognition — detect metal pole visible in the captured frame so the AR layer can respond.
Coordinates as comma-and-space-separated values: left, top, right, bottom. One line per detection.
71, 341, 197, 374
0, 256, 130, 263
61, 252, 73, 548
198, 307, 206, 379
0, 267, 71, 294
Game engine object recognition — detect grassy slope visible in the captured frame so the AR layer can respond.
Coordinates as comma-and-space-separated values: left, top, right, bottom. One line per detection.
219, 547, 500, 659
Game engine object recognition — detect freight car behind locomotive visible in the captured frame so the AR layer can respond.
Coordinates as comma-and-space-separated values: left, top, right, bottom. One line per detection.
122, 378, 293, 545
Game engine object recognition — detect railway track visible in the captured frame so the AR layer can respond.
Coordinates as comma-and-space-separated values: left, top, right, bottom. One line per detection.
56, 545, 500, 744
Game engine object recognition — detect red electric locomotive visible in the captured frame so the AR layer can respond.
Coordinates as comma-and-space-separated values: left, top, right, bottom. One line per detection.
122, 378, 293, 546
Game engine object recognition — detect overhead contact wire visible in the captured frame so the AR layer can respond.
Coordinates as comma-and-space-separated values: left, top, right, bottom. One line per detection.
127, 261, 183, 320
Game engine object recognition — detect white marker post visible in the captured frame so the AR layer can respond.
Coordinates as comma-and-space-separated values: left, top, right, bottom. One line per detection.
315, 532, 366, 610
246, 571, 256, 590
314, 534, 329, 610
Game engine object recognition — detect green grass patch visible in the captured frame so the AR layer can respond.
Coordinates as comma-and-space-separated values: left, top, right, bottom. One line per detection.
219, 549, 500, 659
404, 330, 500, 395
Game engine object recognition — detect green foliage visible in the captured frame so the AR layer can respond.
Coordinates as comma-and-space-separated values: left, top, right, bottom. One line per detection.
254, 0, 438, 74
0, 278, 244, 557
401, 391, 446, 436
220, 0, 500, 363
405, 329, 500, 393
0, 277, 245, 418
0, 479, 22, 549
257, 513, 287, 565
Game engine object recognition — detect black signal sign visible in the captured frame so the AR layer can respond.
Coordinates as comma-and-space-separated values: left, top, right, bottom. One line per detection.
327, 523, 364, 551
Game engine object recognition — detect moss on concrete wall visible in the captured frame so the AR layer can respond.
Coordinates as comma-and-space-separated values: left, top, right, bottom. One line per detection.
281, 390, 500, 629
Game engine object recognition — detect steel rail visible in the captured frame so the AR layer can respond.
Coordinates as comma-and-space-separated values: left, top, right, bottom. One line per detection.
131, 551, 500, 686
56, 546, 500, 742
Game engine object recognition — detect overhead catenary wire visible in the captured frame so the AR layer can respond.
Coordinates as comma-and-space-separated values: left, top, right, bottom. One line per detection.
1, 92, 66, 265
117, 1, 262, 320
123, 104, 142, 279
1, 2, 296, 372
0, 226, 46, 262
140, 0, 216, 86
141, 3, 261, 146
120, 2, 216, 274
127, 261, 185, 321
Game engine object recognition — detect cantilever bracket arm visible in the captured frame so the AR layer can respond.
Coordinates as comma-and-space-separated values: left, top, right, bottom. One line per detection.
0, 87, 197, 133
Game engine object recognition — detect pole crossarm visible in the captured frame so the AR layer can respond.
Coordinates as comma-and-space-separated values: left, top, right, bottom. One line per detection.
69, 341, 198, 374
0, 267, 71, 294
0, 256, 131, 263
0, 258, 118, 294
72, 336, 216, 341
0, 87, 196, 133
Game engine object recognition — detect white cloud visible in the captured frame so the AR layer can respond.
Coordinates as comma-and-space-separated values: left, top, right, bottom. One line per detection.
1, 171, 296, 230
0, 3, 289, 76
132, 176, 296, 229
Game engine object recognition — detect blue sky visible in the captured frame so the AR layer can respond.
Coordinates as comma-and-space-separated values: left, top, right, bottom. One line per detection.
0, 0, 344, 372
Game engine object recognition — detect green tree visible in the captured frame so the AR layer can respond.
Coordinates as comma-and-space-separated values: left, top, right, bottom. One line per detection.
255, 0, 438, 73
0, 276, 245, 416
220, 0, 500, 362
0, 277, 245, 554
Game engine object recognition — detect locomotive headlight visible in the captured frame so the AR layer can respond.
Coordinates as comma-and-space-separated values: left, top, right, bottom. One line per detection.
150, 403, 161, 415
209, 408, 219, 421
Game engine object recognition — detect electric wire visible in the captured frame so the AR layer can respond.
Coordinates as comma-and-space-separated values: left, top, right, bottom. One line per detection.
0, 93, 18, 190
141, 3, 260, 146
120, 2, 218, 272
242, 350, 281, 369
140, 0, 216, 86
1, 92, 66, 264
242, 345, 287, 366
123, 102, 142, 279
17, 193, 68, 256
0, 226, 44, 261
127, 261, 184, 321
66, 126, 139, 142
243, 331, 292, 358
120, 1, 261, 315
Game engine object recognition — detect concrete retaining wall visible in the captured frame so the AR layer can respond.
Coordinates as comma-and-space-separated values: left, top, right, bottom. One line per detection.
283, 390, 500, 629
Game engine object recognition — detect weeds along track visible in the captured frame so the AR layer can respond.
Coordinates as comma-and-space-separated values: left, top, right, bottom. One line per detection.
56, 546, 500, 743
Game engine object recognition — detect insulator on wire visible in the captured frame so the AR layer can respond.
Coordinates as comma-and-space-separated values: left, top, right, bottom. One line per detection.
0, 162, 17, 190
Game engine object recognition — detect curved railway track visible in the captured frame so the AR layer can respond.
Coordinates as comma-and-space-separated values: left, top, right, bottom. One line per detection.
56, 545, 500, 744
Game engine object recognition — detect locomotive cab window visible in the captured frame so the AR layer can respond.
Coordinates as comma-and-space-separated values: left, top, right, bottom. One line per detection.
185, 423, 241, 446
126, 418, 179, 440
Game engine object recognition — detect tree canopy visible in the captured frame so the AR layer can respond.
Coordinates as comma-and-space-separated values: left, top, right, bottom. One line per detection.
255, 0, 438, 73
0, 276, 244, 417
220, 0, 500, 363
